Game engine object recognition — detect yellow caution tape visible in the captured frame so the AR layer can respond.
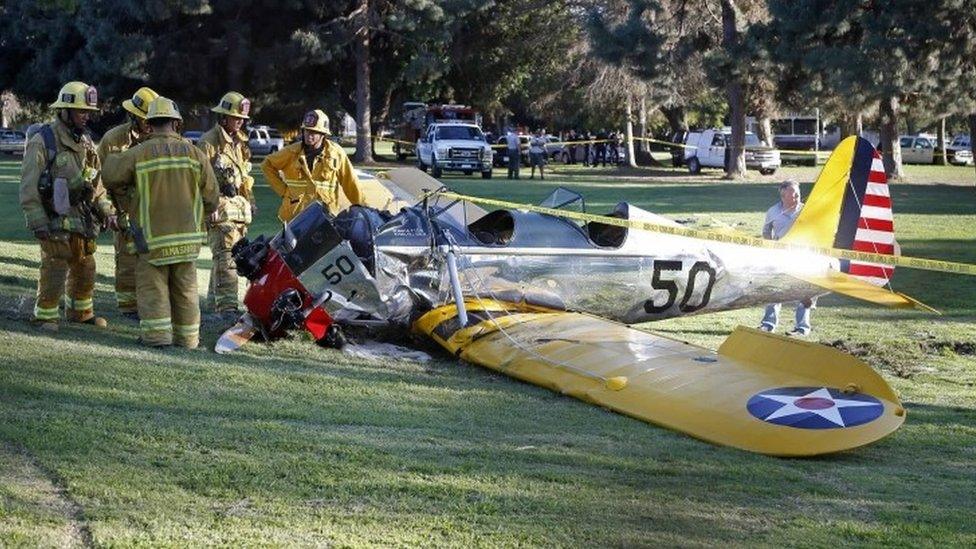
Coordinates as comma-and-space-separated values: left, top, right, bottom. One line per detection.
431, 190, 976, 277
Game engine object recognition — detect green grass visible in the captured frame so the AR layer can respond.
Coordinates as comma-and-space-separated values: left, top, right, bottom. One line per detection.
1, 154, 975, 546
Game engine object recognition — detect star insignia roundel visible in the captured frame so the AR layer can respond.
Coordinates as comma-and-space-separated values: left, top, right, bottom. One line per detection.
747, 387, 884, 429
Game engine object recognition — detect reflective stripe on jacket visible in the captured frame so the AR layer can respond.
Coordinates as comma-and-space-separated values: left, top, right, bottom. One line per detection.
102, 131, 219, 266
261, 141, 364, 220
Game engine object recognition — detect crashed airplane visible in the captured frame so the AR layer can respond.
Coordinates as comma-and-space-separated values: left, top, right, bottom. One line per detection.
217, 136, 926, 457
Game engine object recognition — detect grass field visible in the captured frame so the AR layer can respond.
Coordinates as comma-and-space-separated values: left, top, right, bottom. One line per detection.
1, 150, 975, 546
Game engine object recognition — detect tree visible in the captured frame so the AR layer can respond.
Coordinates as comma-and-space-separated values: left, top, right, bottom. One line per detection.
764, 1, 947, 180
589, 0, 768, 179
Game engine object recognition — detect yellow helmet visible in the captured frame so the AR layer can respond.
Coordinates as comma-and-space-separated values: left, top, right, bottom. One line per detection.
211, 91, 251, 119
122, 87, 159, 119
146, 97, 183, 121
50, 81, 99, 111
300, 109, 331, 135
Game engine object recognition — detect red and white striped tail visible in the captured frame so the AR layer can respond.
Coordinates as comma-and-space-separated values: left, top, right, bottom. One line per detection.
846, 150, 896, 286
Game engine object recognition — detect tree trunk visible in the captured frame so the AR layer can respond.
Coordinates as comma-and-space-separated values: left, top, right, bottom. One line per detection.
637, 95, 647, 154
353, 0, 373, 164
937, 117, 948, 166
660, 105, 688, 135
838, 113, 863, 139
625, 95, 637, 168
721, 0, 746, 179
968, 113, 976, 183
224, 23, 248, 92
879, 96, 903, 180
756, 116, 774, 147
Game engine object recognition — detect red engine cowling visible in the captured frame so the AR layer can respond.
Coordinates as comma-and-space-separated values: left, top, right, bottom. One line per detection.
242, 248, 333, 341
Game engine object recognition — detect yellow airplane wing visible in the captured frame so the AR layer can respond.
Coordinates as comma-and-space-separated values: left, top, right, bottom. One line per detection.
414, 299, 905, 457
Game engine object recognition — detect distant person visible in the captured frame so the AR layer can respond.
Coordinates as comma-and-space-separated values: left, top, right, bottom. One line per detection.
529, 129, 548, 180
97, 86, 159, 320
758, 180, 816, 336
262, 109, 366, 221
595, 128, 608, 167
20, 81, 117, 332
505, 129, 521, 179
102, 97, 219, 348
608, 130, 621, 164
197, 91, 255, 318
566, 129, 578, 164
582, 130, 592, 167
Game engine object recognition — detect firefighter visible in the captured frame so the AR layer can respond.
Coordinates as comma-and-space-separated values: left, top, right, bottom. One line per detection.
101, 97, 219, 348
96, 86, 159, 320
197, 91, 254, 316
261, 109, 366, 221
19, 81, 117, 331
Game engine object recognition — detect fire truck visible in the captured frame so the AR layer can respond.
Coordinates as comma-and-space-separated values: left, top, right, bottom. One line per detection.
393, 103, 482, 161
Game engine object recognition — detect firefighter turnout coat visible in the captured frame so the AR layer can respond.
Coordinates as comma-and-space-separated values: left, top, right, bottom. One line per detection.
101, 131, 219, 266
197, 125, 254, 221
20, 118, 114, 237
261, 141, 366, 221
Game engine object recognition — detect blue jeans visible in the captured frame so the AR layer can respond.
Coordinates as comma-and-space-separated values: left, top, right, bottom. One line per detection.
507, 149, 520, 178
760, 300, 814, 334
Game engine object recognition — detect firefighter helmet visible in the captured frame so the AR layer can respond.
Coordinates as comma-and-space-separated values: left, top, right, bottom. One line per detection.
146, 97, 183, 121
122, 87, 159, 119
50, 81, 99, 111
211, 91, 251, 119
300, 109, 331, 135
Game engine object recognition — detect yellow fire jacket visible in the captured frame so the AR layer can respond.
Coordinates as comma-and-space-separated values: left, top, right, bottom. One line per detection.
97, 121, 149, 216
197, 125, 254, 224
19, 118, 114, 236
261, 141, 366, 220
102, 131, 220, 266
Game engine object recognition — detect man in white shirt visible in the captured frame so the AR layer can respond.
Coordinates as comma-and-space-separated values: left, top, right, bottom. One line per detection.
529, 129, 547, 180
505, 129, 521, 180
758, 180, 816, 336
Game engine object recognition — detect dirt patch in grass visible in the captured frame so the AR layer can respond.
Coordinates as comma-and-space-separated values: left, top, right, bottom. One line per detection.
827, 338, 976, 379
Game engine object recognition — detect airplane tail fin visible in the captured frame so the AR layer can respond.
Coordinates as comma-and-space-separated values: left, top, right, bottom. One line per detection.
780, 136, 896, 287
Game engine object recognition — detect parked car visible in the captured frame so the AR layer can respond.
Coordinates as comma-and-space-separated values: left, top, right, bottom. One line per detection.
248, 126, 285, 156
493, 135, 530, 167
684, 128, 781, 175
899, 135, 936, 164
183, 130, 204, 145
947, 134, 973, 165
0, 129, 27, 155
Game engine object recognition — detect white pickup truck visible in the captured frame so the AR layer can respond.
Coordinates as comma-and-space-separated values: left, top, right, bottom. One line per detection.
417, 123, 493, 179
684, 128, 781, 175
